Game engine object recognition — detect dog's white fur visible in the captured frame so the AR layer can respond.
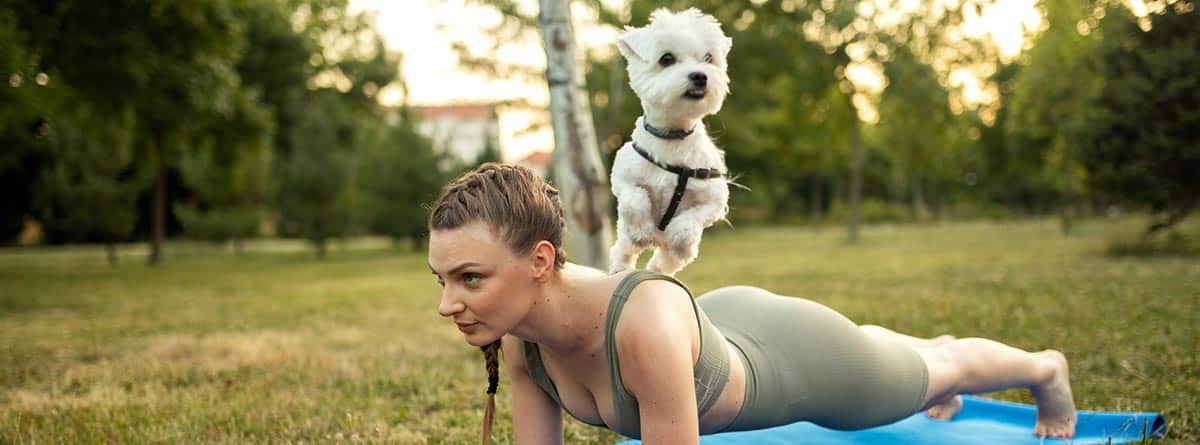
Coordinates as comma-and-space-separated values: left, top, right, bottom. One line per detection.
608, 8, 732, 275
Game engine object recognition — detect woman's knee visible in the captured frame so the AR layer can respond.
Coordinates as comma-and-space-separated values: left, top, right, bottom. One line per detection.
916, 346, 965, 404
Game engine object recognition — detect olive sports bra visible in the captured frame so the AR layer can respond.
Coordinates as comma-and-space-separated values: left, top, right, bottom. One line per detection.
521, 270, 731, 439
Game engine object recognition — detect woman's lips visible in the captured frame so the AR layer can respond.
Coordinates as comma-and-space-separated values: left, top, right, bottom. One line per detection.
456, 321, 479, 333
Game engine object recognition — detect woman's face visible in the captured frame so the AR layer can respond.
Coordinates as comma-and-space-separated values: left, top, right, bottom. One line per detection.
428, 221, 536, 347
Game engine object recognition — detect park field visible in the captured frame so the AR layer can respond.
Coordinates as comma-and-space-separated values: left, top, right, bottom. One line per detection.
1, 219, 1196, 444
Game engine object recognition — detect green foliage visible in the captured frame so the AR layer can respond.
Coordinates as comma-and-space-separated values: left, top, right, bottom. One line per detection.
1107, 227, 1200, 257
3, 0, 253, 262
31, 104, 141, 249
1005, 0, 1105, 231
273, 91, 357, 258
357, 112, 443, 248
176, 87, 273, 245
966, 62, 1063, 214
1081, 3, 1200, 237
876, 45, 965, 219
0, 7, 40, 243
3, 0, 416, 259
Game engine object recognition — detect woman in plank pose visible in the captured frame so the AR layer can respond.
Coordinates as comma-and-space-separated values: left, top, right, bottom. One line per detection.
427, 163, 1076, 445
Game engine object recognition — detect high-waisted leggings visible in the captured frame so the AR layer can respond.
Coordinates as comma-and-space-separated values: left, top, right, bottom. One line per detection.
697, 286, 929, 432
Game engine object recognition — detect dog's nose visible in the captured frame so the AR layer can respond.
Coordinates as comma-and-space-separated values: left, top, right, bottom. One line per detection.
689, 72, 707, 87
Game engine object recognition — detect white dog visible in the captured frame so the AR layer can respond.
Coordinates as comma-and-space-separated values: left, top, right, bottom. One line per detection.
608, 8, 732, 276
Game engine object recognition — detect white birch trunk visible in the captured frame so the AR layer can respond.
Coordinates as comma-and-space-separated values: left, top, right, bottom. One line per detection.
538, 0, 613, 268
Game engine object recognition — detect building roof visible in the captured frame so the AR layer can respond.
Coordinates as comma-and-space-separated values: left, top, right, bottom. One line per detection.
415, 103, 497, 120
519, 150, 553, 170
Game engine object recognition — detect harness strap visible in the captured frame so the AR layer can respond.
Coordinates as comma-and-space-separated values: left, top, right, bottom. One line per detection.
631, 142, 725, 231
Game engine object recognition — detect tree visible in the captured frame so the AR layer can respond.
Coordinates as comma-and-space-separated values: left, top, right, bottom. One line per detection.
876, 45, 963, 220
8, 0, 248, 263
175, 89, 273, 253
0, 7, 47, 243
538, 0, 614, 268
1007, 0, 1104, 233
1081, 3, 1200, 238
273, 91, 357, 259
33, 105, 141, 265
358, 112, 443, 250
234, 0, 404, 258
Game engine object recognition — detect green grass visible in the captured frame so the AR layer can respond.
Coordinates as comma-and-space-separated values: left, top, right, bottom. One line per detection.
1, 219, 1196, 444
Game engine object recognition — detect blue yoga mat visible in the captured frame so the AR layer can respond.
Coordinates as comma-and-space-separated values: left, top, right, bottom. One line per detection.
616, 395, 1166, 445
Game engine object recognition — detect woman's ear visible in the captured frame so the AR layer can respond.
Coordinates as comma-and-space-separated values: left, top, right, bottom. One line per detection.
530, 240, 557, 282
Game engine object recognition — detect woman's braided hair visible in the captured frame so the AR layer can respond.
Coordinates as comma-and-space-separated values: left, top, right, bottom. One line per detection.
428, 163, 567, 445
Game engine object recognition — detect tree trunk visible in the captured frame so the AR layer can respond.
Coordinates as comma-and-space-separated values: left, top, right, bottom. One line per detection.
316, 238, 327, 259
809, 173, 822, 222
106, 243, 118, 267
538, 0, 613, 269
910, 177, 926, 221
847, 113, 864, 244
149, 142, 166, 265
930, 190, 943, 220
1059, 169, 1074, 236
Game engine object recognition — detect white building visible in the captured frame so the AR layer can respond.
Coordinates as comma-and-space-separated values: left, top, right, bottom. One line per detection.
414, 104, 502, 164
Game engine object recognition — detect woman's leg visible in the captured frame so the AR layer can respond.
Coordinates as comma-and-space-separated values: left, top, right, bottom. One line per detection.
857, 325, 964, 420
859, 324, 955, 349
914, 338, 1077, 438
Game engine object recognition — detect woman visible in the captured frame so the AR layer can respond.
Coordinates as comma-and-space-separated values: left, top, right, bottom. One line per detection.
427, 164, 1076, 445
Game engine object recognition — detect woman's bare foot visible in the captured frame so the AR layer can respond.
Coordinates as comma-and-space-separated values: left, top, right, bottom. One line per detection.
1031, 350, 1076, 438
925, 394, 963, 421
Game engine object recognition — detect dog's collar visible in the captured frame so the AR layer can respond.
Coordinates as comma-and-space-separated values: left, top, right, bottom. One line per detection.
642, 117, 696, 140
632, 142, 724, 231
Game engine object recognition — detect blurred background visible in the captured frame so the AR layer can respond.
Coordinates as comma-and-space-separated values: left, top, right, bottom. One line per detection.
2, 0, 1196, 259
1, 0, 1197, 443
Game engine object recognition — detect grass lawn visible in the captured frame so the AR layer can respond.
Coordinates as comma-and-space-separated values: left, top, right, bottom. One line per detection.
1, 219, 1196, 444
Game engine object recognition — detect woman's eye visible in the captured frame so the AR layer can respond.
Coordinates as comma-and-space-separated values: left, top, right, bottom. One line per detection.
463, 273, 481, 284
659, 53, 675, 67
704, 53, 713, 63
435, 276, 445, 287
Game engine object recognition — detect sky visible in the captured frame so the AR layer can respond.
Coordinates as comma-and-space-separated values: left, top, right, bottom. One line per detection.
348, 0, 1044, 162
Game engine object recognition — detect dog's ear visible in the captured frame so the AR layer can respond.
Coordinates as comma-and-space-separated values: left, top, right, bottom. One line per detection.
617, 26, 654, 63
717, 35, 733, 60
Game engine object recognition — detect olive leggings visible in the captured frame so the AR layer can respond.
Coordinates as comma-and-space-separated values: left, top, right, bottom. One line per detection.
698, 286, 929, 432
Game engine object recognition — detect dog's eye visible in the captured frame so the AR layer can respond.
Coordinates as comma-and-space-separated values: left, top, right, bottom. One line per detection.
704, 53, 713, 63
658, 53, 676, 67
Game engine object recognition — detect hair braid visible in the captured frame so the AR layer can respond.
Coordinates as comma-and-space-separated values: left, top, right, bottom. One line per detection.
480, 339, 501, 445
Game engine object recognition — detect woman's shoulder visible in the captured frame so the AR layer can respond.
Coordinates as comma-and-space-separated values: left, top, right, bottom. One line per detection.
614, 275, 699, 352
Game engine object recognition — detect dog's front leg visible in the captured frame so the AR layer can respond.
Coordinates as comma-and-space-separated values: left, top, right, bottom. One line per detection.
609, 186, 656, 273
648, 215, 702, 276
649, 198, 728, 275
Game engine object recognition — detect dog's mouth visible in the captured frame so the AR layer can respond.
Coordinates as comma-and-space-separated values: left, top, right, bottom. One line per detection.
683, 88, 707, 100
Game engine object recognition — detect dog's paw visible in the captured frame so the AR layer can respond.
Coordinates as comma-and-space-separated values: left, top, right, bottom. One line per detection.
624, 224, 656, 248
665, 224, 701, 249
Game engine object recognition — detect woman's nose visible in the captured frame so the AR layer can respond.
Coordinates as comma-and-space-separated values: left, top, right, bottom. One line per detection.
438, 290, 465, 317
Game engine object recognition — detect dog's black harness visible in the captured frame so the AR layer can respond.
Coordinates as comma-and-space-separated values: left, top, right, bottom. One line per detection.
631, 142, 725, 231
